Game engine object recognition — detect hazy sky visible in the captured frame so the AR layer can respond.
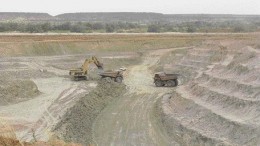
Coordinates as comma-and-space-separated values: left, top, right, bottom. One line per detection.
0, 0, 259, 15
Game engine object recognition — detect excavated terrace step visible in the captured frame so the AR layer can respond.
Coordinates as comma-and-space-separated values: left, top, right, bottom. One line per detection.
161, 90, 259, 145
203, 73, 260, 88
179, 85, 260, 126
196, 73, 260, 99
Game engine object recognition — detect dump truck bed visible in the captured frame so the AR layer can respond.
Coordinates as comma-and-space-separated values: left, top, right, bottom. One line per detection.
99, 70, 122, 78
154, 72, 179, 81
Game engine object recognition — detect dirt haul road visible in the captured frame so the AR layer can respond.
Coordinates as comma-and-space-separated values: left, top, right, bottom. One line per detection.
93, 48, 189, 146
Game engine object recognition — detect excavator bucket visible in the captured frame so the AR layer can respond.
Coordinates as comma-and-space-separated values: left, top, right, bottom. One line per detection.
93, 56, 104, 70
97, 63, 104, 70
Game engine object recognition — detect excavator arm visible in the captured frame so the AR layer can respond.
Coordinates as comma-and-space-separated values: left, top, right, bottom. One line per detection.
92, 56, 103, 70
81, 56, 103, 74
70, 56, 125, 83
69, 56, 103, 80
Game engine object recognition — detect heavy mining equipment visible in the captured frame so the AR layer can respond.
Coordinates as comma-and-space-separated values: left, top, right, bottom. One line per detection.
99, 67, 126, 83
154, 72, 179, 87
69, 56, 103, 80
69, 56, 126, 83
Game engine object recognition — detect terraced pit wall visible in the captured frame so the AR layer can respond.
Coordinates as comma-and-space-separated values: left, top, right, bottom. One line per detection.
53, 79, 126, 145
157, 43, 260, 145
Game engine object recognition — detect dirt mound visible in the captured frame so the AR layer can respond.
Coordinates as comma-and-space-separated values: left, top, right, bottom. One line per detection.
0, 79, 40, 105
53, 78, 126, 145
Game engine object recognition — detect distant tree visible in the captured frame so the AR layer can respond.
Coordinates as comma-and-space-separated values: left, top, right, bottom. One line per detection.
84, 23, 93, 33
92, 23, 104, 30
233, 25, 245, 32
71, 22, 86, 33
16, 23, 26, 32
147, 24, 160, 32
162, 24, 175, 32
8, 22, 19, 30
117, 22, 127, 29
0, 23, 8, 32
105, 24, 115, 32
26, 23, 43, 33
187, 26, 196, 33
127, 23, 137, 29
56, 22, 72, 30
41, 22, 51, 32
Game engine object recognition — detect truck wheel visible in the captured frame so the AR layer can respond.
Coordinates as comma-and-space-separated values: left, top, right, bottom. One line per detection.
115, 76, 123, 83
84, 76, 89, 80
155, 80, 163, 87
166, 80, 176, 87
174, 79, 178, 86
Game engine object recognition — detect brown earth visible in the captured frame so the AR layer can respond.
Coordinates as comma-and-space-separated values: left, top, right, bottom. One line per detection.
0, 34, 259, 146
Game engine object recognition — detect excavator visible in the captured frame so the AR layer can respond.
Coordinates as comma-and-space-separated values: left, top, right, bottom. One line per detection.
69, 56, 103, 81
69, 56, 126, 82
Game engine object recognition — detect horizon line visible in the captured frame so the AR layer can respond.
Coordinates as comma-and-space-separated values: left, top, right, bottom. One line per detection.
0, 12, 260, 17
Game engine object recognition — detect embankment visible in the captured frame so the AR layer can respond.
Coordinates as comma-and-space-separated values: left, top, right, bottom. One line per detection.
53, 78, 126, 145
